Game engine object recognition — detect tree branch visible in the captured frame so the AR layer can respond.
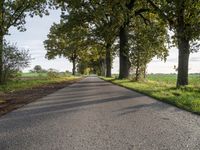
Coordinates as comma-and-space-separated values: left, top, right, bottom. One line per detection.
126, 0, 136, 10
146, 0, 173, 23
6, 2, 31, 30
139, 14, 151, 25
135, 8, 150, 16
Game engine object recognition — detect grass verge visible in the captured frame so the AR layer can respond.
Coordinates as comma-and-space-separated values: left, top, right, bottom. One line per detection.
0, 76, 80, 93
102, 77, 200, 114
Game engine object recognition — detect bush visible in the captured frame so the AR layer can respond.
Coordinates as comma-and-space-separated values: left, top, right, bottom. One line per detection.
47, 71, 59, 79
2, 42, 31, 82
10, 71, 22, 79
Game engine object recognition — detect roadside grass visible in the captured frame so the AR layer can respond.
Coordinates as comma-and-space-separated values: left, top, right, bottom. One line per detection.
102, 74, 200, 114
0, 74, 80, 93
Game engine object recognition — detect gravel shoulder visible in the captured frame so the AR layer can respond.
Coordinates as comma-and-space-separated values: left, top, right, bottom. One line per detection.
0, 77, 200, 150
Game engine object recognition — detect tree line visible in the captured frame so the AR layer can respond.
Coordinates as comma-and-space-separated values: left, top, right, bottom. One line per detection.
1, 0, 200, 87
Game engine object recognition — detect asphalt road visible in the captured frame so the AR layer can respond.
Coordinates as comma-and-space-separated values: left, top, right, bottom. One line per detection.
1, 77, 200, 150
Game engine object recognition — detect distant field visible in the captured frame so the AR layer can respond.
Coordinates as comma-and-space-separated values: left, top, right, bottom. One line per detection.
147, 74, 200, 86
21, 72, 48, 77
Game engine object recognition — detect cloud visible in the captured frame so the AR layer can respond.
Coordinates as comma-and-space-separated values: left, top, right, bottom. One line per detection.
190, 57, 200, 62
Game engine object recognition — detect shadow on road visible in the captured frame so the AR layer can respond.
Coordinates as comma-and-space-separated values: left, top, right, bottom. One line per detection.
1, 94, 143, 120
117, 102, 171, 116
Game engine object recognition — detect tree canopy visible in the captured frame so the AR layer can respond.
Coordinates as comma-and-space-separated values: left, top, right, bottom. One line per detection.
0, 0, 50, 82
2, 0, 198, 87
147, 0, 200, 86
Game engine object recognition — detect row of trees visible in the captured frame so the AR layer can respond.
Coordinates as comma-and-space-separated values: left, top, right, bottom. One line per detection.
44, 0, 200, 87
44, 1, 165, 78
1, 1, 200, 87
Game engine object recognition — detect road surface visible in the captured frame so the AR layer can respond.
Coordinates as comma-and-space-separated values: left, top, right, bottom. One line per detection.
0, 77, 200, 150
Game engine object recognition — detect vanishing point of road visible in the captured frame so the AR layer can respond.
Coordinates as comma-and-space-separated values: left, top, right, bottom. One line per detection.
0, 77, 200, 150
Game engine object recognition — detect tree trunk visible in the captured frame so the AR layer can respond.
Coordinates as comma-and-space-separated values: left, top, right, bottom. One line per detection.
99, 58, 106, 76
135, 57, 140, 81
143, 64, 147, 79
176, 3, 190, 87
118, 0, 135, 79
0, 0, 5, 83
106, 43, 111, 77
119, 25, 130, 79
72, 58, 76, 76
176, 36, 190, 87
135, 66, 139, 81
0, 35, 3, 83
3, 68, 7, 82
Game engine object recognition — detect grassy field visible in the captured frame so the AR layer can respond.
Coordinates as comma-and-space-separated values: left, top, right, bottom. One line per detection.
103, 74, 200, 114
147, 74, 200, 86
21, 72, 48, 77
0, 72, 80, 93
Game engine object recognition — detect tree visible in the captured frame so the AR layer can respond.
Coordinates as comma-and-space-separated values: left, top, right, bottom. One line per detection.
2, 42, 30, 82
76, 0, 133, 78
129, 17, 168, 81
53, 0, 191, 84
147, 0, 200, 87
109, 0, 137, 79
0, 0, 49, 83
56, 0, 118, 77
86, 0, 152, 79
87, 2, 118, 77
77, 43, 106, 76
33, 65, 42, 73
45, 1, 116, 76
44, 21, 89, 75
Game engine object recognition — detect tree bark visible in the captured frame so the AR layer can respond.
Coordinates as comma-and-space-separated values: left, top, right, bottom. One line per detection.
119, 25, 130, 79
176, 35, 190, 87
99, 58, 106, 76
0, 34, 3, 83
106, 43, 112, 77
72, 58, 76, 76
176, 2, 190, 87
135, 67, 139, 81
0, 0, 4, 83
135, 58, 140, 81
143, 64, 147, 79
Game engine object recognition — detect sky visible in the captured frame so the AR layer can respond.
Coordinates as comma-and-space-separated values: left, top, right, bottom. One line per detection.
6, 9, 200, 74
